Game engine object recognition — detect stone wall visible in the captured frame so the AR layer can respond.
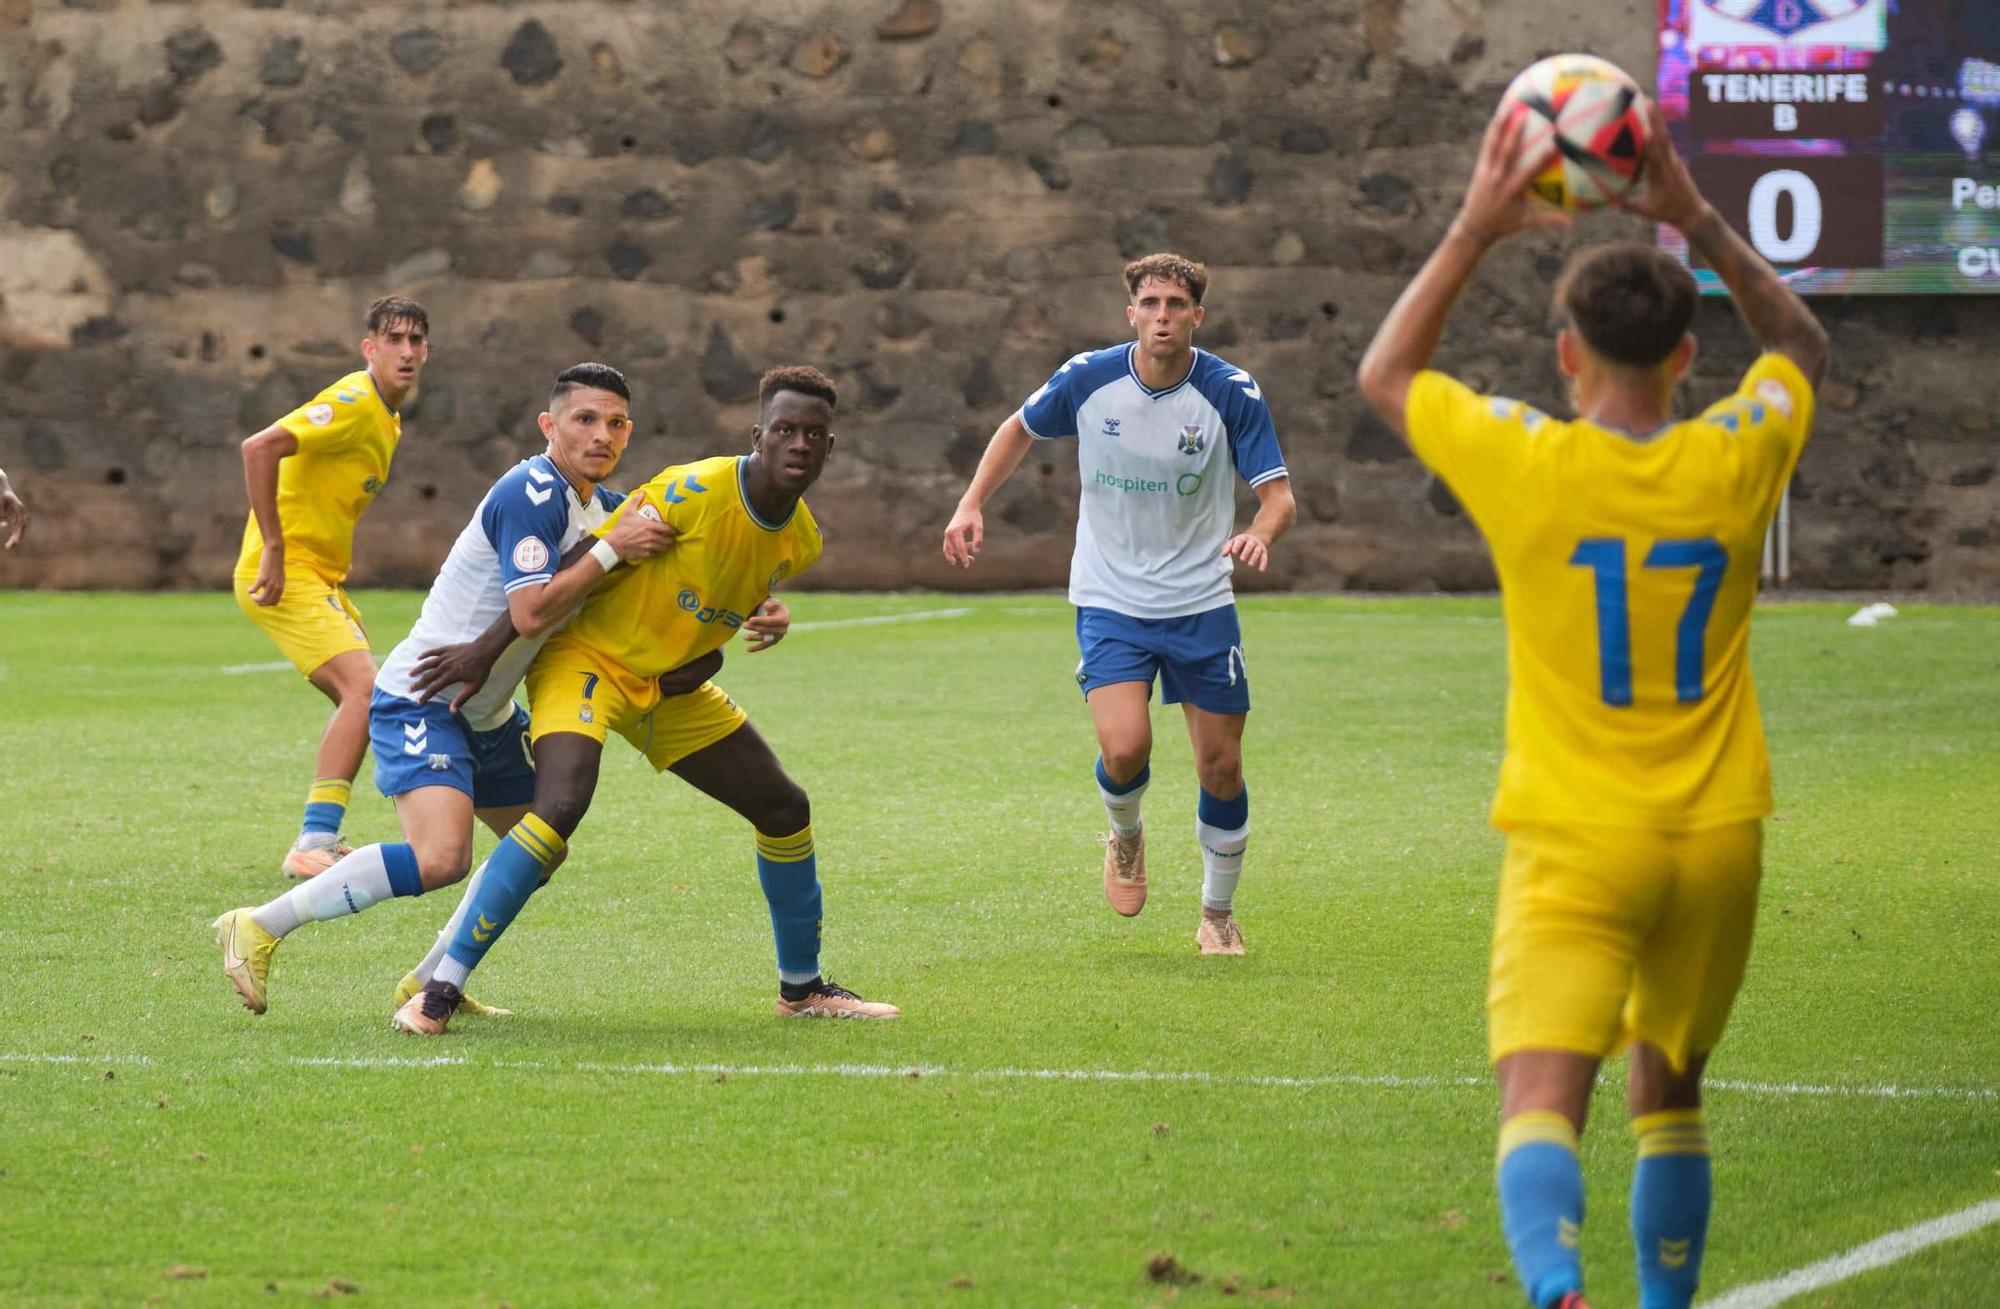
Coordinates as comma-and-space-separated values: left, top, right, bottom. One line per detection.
0, 0, 1994, 593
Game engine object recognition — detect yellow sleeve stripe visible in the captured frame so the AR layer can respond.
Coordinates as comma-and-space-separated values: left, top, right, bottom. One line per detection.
755, 826, 816, 863
1497, 1110, 1579, 1165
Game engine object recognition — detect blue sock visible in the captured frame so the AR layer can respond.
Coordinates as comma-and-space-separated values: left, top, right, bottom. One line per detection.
1498, 1112, 1586, 1309
381, 842, 423, 899
755, 825, 821, 984
440, 813, 565, 977
301, 777, 351, 840
1631, 1110, 1712, 1309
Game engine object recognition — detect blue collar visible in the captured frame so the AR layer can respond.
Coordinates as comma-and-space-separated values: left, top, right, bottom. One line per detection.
736, 456, 797, 532
1125, 343, 1198, 399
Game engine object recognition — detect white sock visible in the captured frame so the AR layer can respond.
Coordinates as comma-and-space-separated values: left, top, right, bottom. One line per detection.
1100, 776, 1149, 838
1198, 818, 1248, 913
434, 955, 470, 989
413, 858, 488, 984
251, 844, 395, 938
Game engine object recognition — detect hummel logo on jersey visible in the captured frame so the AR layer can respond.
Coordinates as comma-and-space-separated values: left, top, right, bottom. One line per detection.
1228, 370, 1262, 401
524, 481, 554, 506
1101, 417, 1122, 436
527, 466, 555, 484
1178, 424, 1205, 455
403, 722, 428, 756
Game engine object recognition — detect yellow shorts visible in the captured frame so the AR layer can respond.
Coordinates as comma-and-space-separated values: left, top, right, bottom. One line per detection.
234, 568, 370, 678
1487, 820, 1762, 1073
524, 641, 746, 772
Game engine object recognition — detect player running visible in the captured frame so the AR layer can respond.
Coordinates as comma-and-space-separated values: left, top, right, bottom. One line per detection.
392, 365, 899, 1035
1356, 103, 1828, 1309
235, 296, 430, 879
942, 254, 1295, 955
212, 363, 713, 1017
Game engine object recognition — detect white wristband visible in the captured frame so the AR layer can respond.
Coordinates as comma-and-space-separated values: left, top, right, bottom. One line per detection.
589, 537, 621, 571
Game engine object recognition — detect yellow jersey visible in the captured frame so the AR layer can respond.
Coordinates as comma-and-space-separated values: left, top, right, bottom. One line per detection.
235, 369, 402, 584
1406, 353, 1816, 831
556, 454, 823, 680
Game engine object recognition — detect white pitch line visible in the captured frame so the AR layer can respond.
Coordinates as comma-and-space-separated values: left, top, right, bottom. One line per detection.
219, 660, 296, 674
790, 607, 973, 633
1702, 1197, 2000, 1309
3, 1051, 1996, 1103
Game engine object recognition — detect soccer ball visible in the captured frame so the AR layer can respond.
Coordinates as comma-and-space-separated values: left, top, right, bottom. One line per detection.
1501, 53, 1649, 211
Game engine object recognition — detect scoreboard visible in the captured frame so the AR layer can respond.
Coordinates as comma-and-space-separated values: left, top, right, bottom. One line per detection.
1658, 0, 2000, 293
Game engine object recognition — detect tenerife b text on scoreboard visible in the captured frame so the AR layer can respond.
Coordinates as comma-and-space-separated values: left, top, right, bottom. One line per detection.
1659, 0, 2000, 293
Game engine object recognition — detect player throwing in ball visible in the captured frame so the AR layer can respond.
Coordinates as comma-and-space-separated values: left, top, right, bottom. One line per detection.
1356, 101, 1828, 1309
943, 254, 1295, 955
393, 365, 898, 1034
234, 297, 429, 879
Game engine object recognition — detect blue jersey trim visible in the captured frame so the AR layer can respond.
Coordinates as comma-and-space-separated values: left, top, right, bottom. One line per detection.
1125, 343, 1199, 400
736, 456, 798, 532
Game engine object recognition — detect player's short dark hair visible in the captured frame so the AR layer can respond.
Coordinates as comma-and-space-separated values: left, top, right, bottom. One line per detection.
365, 295, 428, 336
1555, 243, 1698, 368
549, 362, 631, 410
760, 365, 837, 413
1122, 253, 1209, 305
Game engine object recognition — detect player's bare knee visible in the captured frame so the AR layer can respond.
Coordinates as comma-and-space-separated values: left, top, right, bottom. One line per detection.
1099, 743, 1151, 783
1628, 1044, 1705, 1116
534, 789, 591, 839
758, 783, 811, 837
1195, 749, 1243, 797
412, 836, 473, 890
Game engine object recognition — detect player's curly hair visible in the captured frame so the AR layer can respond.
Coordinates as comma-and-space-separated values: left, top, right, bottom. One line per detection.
1122, 253, 1209, 305
760, 364, 838, 412
365, 295, 429, 336
550, 361, 631, 408
1556, 244, 1697, 368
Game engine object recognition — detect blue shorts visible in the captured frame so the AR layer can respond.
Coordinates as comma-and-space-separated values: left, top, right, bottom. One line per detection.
370, 689, 537, 808
1074, 604, 1249, 715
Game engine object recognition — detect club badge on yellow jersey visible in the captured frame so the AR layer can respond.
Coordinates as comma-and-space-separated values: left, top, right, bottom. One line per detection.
1404, 353, 1816, 831
556, 454, 823, 681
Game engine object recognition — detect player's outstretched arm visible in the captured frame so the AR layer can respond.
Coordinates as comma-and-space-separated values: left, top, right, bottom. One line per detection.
239, 423, 298, 604
0, 467, 25, 549
1222, 476, 1296, 573
1619, 99, 1830, 389
1358, 104, 1570, 437
741, 596, 789, 652
942, 411, 1035, 567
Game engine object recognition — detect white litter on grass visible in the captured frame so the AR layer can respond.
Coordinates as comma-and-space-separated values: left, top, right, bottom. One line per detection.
1701, 1197, 2000, 1308
1846, 602, 1899, 628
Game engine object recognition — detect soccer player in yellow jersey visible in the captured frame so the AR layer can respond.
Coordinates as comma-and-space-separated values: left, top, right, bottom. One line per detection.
392, 365, 899, 1034
235, 296, 430, 879
1357, 103, 1829, 1309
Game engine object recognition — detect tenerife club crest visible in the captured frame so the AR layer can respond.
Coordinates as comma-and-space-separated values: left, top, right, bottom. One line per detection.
1177, 424, 1206, 456
1689, 0, 1886, 51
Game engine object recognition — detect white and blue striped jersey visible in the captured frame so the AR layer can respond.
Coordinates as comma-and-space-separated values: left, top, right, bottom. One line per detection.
1019, 344, 1288, 619
376, 454, 622, 730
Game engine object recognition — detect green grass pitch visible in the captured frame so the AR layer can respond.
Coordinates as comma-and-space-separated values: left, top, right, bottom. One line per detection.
0, 591, 1995, 1306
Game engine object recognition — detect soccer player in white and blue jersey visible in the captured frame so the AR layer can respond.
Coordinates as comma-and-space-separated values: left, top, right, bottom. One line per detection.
943, 254, 1296, 954
211, 363, 681, 1017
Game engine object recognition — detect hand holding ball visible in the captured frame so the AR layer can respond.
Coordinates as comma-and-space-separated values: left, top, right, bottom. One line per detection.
1501, 54, 1651, 211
